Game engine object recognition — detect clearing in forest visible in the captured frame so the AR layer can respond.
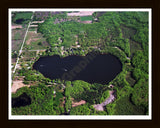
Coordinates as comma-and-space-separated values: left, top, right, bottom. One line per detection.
67, 11, 95, 16
24, 31, 49, 50
12, 80, 30, 93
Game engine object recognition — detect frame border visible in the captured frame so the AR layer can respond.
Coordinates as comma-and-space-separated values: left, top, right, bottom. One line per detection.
9, 8, 152, 120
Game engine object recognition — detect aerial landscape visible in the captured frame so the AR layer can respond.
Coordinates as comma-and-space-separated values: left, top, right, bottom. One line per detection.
10, 10, 149, 116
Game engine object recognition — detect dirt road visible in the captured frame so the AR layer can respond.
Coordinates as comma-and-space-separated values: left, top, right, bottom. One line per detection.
94, 91, 115, 111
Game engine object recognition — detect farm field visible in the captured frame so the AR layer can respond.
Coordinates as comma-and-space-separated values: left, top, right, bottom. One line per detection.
12, 28, 26, 51
23, 31, 49, 50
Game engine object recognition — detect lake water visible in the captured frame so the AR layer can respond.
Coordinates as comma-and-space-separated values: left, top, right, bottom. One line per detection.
33, 52, 122, 84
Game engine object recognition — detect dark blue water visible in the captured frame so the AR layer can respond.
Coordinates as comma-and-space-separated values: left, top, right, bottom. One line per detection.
33, 52, 122, 84
15, 19, 25, 24
12, 93, 31, 108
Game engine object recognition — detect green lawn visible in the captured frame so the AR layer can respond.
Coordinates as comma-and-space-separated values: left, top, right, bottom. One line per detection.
80, 16, 92, 21
13, 32, 21, 40
29, 27, 37, 31
13, 12, 33, 21
22, 51, 37, 58
25, 38, 49, 50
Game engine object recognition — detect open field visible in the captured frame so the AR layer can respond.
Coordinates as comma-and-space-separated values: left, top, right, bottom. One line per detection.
33, 11, 63, 21
80, 16, 92, 21
130, 40, 142, 57
12, 80, 30, 93
23, 31, 49, 50
12, 28, 27, 51
67, 11, 95, 16
12, 25, 23, 29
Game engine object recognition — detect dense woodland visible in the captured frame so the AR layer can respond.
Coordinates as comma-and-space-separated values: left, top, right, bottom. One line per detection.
12, 11, 149, 115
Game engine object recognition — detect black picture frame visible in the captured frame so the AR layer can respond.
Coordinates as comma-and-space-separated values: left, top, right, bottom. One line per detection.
0, 0, 159, 128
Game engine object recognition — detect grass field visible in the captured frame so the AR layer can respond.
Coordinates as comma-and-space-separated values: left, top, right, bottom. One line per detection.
12, 40, 23, 51
24, 31, 49, 50
80, 16, 92, 21
26, 39, 48, 50
120, 25, 142, 57
12, 28, 27, 51
130, 40, 142, 57
121, 25, 136, 39
21, 51, 37, 61
13, 32, 21, 40
28, 27, 37, 31
13, 12, 33, 21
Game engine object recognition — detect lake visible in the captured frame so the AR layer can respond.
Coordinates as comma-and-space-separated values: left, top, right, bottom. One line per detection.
33, 52, 122, 84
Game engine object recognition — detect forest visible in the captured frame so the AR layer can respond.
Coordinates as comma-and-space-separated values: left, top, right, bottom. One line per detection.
12, 11, 149, 115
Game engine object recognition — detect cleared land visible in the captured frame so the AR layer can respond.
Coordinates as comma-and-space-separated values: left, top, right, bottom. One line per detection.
12, 80, 30, 93
24, 31, 49, 50
12, 25, 23, 29
67, 11, 95, 16
12, 28, 27, 51
72, 100, 86, 107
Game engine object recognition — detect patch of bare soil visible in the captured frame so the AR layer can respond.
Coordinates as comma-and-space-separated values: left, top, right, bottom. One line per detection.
26, 31, 42, 45
26, 38, 32, 45
94, 104, 104, 111
67, 11, 95, 16
31, 21, 44, 24
62, 97, 86, 107
72, 100, 86, 107
12, 58, 17, 63
14, 76, 25, 81
12, 25, 23, 29
30, 25, 38, 27
16, 64, 21, 70
81, 21, 92, 24
11, 80, 30, 93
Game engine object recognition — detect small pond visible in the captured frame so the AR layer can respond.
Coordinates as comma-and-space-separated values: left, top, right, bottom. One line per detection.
15, 19, 25, 24
12, 93, 31, 108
